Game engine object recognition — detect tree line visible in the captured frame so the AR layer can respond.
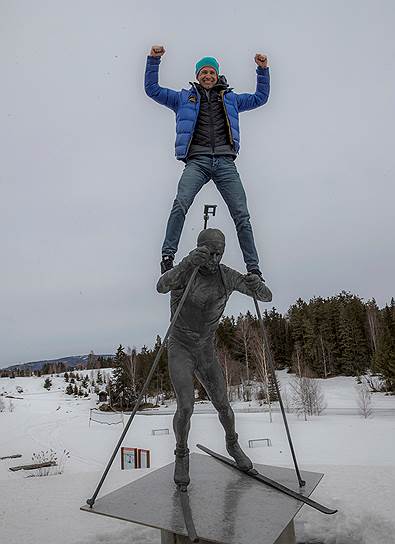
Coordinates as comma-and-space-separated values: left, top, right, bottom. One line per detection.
107, 292, 395, 410
2, 291, 394, 400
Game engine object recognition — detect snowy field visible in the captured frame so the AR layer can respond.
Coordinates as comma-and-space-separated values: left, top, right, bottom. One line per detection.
1, 371, 394, 544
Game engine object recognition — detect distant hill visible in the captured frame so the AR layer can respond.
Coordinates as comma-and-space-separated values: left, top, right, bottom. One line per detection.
3, 355, 113, 372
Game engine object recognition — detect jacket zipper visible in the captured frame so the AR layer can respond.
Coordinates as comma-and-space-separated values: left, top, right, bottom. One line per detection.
184, 87, 200, 157
207, 90, 216, 152
220, 90, 234, 147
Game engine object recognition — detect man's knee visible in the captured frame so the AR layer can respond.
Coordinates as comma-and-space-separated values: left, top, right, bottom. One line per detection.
172, 196, 192, 216
233, 210, 251, 231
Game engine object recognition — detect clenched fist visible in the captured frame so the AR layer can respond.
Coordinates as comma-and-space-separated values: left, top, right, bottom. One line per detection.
244, 272, 264, 292
150, 45, 166, 57
254, 53, 268, 68
187, 246, 210, 267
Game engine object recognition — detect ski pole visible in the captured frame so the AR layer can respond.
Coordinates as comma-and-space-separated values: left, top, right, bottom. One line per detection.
87, 266, 199, 507
87, 203, 216, 507
252, 296, 306, 487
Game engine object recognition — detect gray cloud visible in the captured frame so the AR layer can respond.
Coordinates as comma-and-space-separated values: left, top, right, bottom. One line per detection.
1, 0, 394, 366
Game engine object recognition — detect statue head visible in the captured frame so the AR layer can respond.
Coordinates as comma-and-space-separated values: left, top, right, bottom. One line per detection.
197, 228, 225, 274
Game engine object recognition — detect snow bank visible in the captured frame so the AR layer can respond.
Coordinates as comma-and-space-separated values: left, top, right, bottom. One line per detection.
1, 373, 394, 544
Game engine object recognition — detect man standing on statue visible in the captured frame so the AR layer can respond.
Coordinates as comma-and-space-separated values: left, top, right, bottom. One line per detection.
145, 46, 270, 279
157, 228, 272, 488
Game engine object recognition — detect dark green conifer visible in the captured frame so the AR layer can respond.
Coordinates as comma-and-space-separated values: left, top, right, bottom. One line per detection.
110, 345, 137, 410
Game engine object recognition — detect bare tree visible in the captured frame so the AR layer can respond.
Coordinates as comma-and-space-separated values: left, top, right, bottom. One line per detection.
87, 350, 97, 369
319, 333, 328, 378
282, 385, 292, 414
356, 382, 373, 418
249, 327, 273, 422
217, 346, 239, 401
366, 299, 380, 354
126, 346, 138, 397
364, 372, 385, 393
289, 356, 327, 421
235, 314, 254, 399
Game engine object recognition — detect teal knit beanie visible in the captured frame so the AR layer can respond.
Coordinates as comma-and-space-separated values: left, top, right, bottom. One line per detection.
195, 56, 220, 76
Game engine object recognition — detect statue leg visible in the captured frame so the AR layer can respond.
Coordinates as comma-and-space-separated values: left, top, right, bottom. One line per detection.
196, 345, 253, 471
168, 339, 196, 486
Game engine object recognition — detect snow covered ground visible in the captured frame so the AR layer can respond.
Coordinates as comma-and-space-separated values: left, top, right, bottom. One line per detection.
1, 371, 394, 544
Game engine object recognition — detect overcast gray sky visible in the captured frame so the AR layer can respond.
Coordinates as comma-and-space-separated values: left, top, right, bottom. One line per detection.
1, 0, 394, 367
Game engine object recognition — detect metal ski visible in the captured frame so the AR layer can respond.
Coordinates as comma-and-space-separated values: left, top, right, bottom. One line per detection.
196, 444, 337, 515
178, 485, 199, 542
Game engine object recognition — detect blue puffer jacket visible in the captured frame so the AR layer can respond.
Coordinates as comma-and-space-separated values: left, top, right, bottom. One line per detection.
144, 56, 270, 160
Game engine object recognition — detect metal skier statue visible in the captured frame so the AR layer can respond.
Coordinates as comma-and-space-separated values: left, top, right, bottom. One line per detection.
145, 45, 270, 280
157, 228, 272, 488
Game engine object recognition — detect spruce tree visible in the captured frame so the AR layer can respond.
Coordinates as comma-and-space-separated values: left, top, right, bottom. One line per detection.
338, 292, 369, 375
65, 383, 74, 395
373, 305, 395, 392
151, 336, 171, 400
110, 345, 137, 410
87, 351, 97, 370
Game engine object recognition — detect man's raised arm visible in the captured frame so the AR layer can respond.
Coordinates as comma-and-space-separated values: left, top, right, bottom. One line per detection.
235, 53, 270, 112
145, 45, 179, 112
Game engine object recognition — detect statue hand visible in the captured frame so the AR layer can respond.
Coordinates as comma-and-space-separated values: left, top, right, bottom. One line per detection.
244, 273, 264, 292
188, 246, 210, 267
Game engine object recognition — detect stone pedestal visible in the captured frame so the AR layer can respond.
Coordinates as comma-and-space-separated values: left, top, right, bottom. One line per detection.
81, 452, 324, 544
161, 518, 295, 544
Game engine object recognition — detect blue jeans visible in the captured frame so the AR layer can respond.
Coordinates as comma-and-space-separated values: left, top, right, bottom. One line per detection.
162, 155, 260, 272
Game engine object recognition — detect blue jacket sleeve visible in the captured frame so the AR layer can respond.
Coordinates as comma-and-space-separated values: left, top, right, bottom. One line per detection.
235, 66, 270, 112
144, 56, 180, 113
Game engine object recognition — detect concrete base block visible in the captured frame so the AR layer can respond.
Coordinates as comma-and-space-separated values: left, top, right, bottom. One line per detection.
161, 519, 296, 544
275, 520, 296, 544
161, 529, 202, 543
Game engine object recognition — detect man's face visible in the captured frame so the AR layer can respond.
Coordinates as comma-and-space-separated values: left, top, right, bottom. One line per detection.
199, 240, 224, 274
197, 66, 218, 89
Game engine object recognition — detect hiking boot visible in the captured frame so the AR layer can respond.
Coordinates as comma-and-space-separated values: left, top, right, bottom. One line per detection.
174, 447, 190, 488
226, 435, 253, 471
160, 255, 174, 274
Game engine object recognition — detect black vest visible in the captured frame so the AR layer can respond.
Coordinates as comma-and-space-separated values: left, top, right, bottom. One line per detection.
191, 84, 231, 150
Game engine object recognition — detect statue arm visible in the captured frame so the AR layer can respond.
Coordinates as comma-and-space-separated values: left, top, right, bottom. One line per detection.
224, 267, 272, 302
156, 257, 195, 294
157, 247, 210, 294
